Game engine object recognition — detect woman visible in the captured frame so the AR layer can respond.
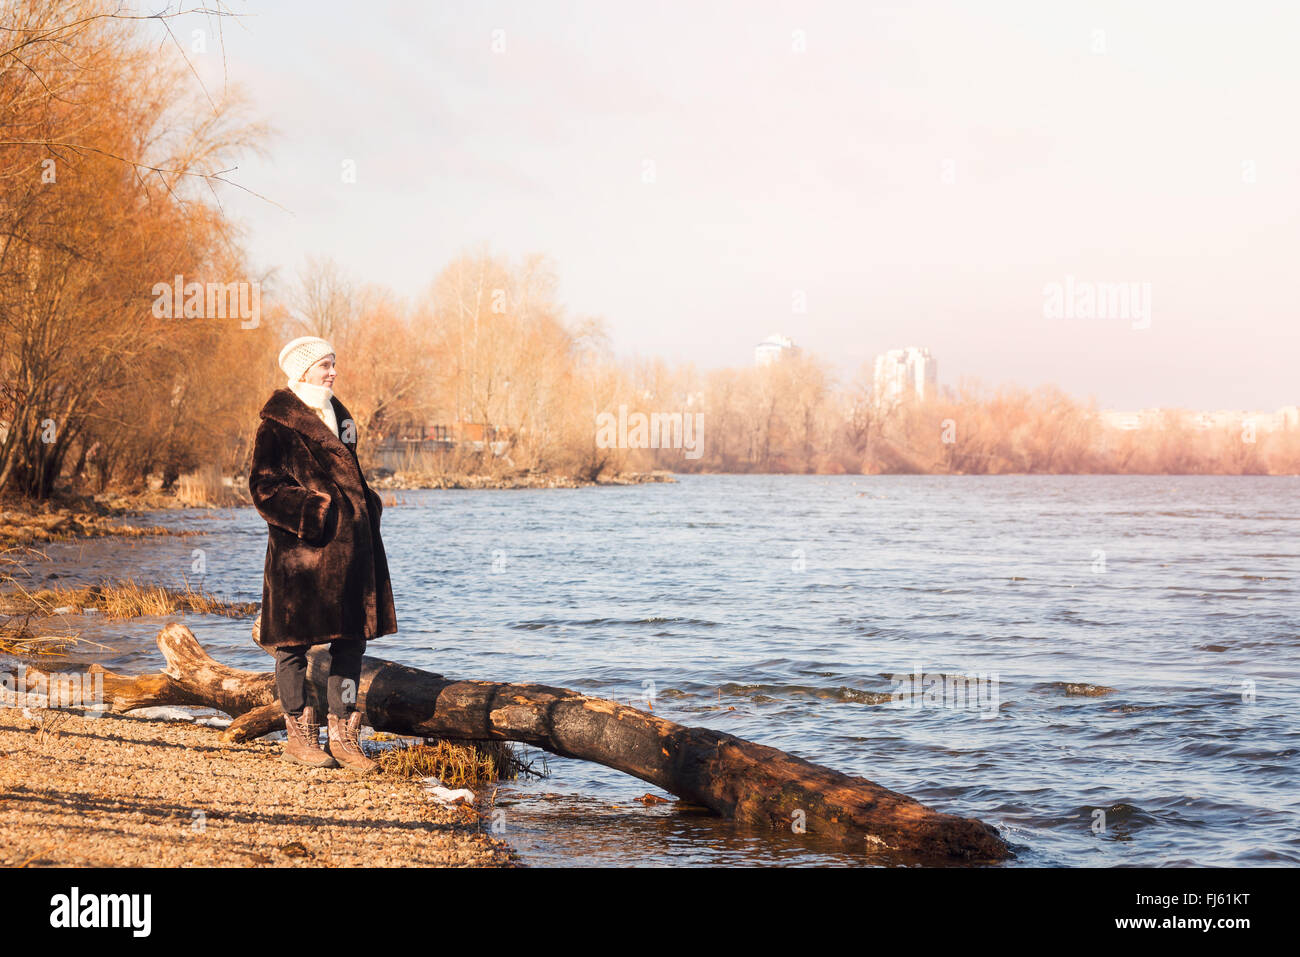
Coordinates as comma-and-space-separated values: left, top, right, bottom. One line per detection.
248, 335, 398, 772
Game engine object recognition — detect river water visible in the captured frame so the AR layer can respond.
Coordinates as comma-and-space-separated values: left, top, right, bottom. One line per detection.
15, 475, 1300, 866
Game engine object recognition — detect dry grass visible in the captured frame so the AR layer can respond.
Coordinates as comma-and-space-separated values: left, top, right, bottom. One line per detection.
0, 546, 254, 657
375, 737, 547, 789
0, 510, 179, 549
0, 630, 87, 658
0, 577, 256, 621
0, 546, 90, 656
175, 465, 248, 507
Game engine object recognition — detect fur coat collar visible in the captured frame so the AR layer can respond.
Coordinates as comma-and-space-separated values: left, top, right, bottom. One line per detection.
259, 387, 365, 493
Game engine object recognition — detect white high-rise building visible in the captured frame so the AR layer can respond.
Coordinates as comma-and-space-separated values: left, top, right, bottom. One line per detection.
873, 347, 937, 407
755, 333, 800, 366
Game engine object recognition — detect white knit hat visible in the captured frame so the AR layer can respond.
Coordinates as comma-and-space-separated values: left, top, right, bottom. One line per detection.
278, 336, 336, 383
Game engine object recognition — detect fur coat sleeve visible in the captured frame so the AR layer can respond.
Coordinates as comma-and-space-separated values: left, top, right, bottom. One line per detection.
249, 421, 335, 542
248, 387, 398, 648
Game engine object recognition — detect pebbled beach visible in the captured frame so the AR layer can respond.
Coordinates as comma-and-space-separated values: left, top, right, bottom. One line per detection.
0, 707, 519, 868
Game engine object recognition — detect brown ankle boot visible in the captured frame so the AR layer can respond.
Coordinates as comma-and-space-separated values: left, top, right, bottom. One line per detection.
326, 711, 377, 773
282, 706, 339, 768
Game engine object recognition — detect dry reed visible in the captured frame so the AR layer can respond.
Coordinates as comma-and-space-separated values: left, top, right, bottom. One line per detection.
375, 737, 547, 788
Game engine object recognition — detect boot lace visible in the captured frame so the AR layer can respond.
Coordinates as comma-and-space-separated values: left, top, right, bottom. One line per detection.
336, 714, 364, 755
285, 710, 322, 750
301, 712, 321, 746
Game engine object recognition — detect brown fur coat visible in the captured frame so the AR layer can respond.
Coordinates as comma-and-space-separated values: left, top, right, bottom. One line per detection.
248, 387, 397, 648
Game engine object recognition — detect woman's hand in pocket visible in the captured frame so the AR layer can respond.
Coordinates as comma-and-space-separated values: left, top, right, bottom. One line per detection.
299, 490, 336, 543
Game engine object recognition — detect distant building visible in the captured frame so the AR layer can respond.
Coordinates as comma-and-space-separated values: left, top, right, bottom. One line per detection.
373, 419, 512, 470
1098, 410, 1143, 431
1099, 406, 1300, 432
873, 347, 937, 407
755, 334, 800, 366
1099, 409, 1167, 431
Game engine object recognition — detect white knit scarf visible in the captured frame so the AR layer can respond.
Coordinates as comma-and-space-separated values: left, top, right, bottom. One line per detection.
288, 379, 339, 438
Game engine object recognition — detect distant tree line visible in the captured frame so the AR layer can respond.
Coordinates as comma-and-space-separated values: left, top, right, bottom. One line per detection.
2, 2, 1294, 503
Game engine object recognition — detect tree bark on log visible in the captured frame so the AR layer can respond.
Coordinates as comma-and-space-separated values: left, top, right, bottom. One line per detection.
20, 622, 1011, 862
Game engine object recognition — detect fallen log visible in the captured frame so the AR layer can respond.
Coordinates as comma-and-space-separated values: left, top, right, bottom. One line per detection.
22, 622, 1011, 862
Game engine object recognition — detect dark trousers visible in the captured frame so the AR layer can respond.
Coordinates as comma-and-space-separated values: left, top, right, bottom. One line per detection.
274, 640, 366, 718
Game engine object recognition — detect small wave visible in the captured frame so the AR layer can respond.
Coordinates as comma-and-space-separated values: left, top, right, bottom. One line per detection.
1228, 847, 1300, 865
1108, 510, 1299, 521
1039, 681, 1116, 697
509, 616, 720, 630
1068, 802, 1158, 833
655, 688, 692, 699
1101, 703, 1166, 714
717, 682, 895, 705
1046, 609, 1114, 627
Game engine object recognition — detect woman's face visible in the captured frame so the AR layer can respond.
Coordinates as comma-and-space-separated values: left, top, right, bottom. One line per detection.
302, 354, 336, 387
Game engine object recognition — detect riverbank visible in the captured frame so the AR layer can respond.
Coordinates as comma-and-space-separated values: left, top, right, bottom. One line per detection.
368, 469, 676, 491
0, 470, 678, 546
0, 499, 178, 550
0, 706, 519, 867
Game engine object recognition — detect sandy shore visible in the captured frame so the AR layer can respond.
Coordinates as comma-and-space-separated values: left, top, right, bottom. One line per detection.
0, 707, 519, 867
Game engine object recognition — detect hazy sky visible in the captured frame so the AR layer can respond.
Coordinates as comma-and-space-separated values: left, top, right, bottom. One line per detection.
178, 0, 1298, 409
